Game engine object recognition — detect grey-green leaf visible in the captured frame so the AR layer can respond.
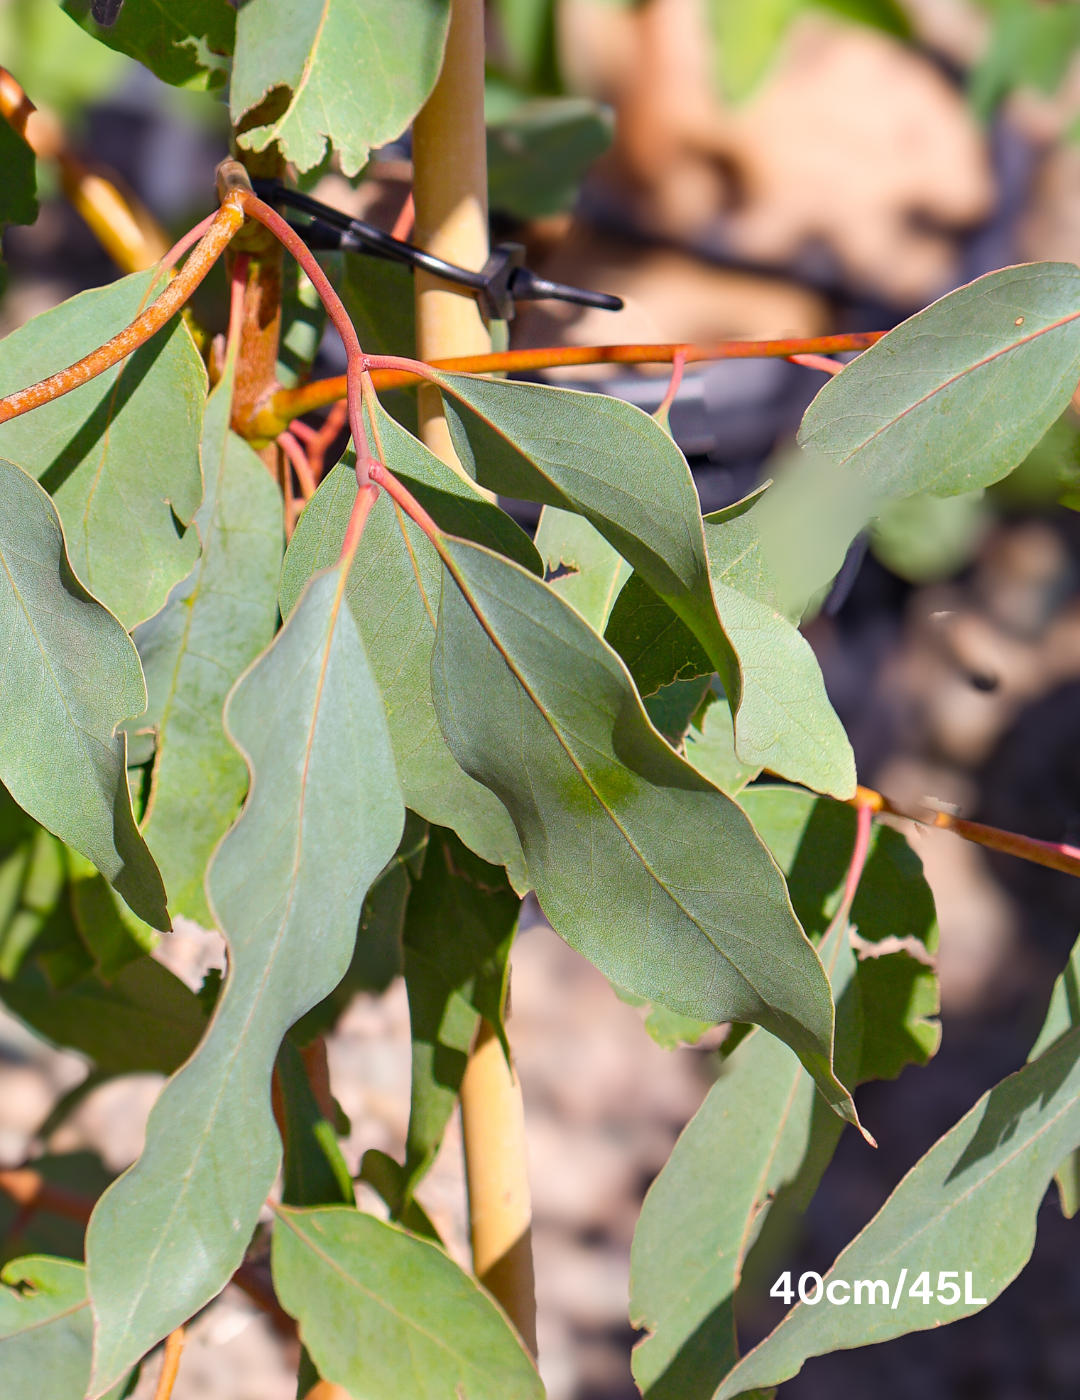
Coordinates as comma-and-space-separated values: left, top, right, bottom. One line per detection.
704, 500, 855, 798
85, 559, 404, 1395
534, 503, 631, 631
130, 354, 283, 923
715, 1027, 1080, 1398
0, 1256, 94, 1400
488, 96, 613, 219
0, 458, 166, 928
231, 0, 451, 175
631, 917, 860, 1400
271, 1205, 543, 1400
437, 372, 735, 686
1028, 928, 1080, 1215
799, 263, 1080, 499
0, 271, 205, 628
604, 571, 712, 698
62, 0, 235, 90
275, 1037, 355, 1209
280, 409, 531, 887
431, 535, 856, 1123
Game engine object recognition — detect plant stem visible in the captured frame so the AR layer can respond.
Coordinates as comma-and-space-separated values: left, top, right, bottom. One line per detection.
259, 331, 885, 437
0, 199, 244, 424
853, 784, 1080, 878
411, 0, 492, 475
152, 1328, 185, 1400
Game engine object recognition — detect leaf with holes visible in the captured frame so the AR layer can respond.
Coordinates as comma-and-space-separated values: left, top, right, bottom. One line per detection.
62, 0, 235, 90
84, 556, 404, 1395
231, 0, 451, 174
534, 503, 631, 631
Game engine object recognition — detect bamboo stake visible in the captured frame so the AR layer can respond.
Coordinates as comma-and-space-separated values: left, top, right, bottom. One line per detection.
411, 0, 492, 476
459, 1020, 537, 1354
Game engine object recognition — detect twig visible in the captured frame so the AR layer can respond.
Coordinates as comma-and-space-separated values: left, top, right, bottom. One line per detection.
853, 784, 1080, 879
259, 331, 885, 436
654, 348, 688, 428
159, 213, 217, 275
0, 198, 245, 424
152, 1328, 185, 1400
787, 353, 844, 375
278, 430, 318, 500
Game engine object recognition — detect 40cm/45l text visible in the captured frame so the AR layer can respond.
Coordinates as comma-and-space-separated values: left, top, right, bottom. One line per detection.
771, 1270, 988, 1308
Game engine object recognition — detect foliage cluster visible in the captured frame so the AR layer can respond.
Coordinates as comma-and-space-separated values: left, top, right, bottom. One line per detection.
1, 5, 1080, 1400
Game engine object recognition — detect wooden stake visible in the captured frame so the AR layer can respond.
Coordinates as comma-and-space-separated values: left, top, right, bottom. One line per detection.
459, 1019, 537, 1354
411, 0, 492, 476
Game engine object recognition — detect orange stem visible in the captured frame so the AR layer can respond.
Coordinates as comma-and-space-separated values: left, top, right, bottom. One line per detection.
787, 353, 844, 375
152, 1328, 186, 1400
260, 331, 885, 436
853, 785, 1080, 879
0, 199, 244, 425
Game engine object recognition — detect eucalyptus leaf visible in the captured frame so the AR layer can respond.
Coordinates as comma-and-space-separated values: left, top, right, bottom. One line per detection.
631, 917, 860, 1400
232, 0, 451, 175
683, 688, 761, 796
271, 1205, 544, 1400
280, 408, 532, 886
131, 350, 283, 924
0, 119, 37, 227
799, 263, 1080, 500
436, 372, 735, 689
0, 271, 205, 629
604, 571, 712, 698
487, 97, 613, 218
1029, 929, 1080, 1216
0, 1256, 96, 1400
740, 786, 940, 1082
431, 535, 857, 1123
535, 503, 631, 631
85, 558, 404, 1395
275, 1038, 354, 1208
0, 458, 166, 929
62, 0, 235, 90
716, 1022, 1080, 1397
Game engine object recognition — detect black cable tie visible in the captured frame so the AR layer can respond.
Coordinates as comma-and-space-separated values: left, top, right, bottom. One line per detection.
252, 179, 623, 321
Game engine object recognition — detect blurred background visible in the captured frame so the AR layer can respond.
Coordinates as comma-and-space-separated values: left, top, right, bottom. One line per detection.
6, 0, 1080, 1395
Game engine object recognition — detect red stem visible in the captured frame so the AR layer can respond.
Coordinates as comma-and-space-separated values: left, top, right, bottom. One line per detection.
655, 349, 688, 422
787, 353, 843, 376
160, 212, 217, 275
278, 429, 317, 500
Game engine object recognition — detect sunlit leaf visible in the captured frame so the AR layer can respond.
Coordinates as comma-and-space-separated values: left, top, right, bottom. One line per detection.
62, 0, 234, 90
534, 504, 630, 632
272, 1205, 543, 1400
0, 459, 166, 928
85, 557, 404, 1395
432, 535, 856, 1122
800, 263, 1080, 500
231, 0, 451, 174
281, 409, 532, 886
0, 271, 205, 628
130, 349, 283, 923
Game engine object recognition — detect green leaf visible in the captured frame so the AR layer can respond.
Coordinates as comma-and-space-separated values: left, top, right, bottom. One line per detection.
631, 917, 860, 1400
401, 825, 520, 1198
1028, 929, 1080, 1215
683, 686, 761, 796
0, 270, 206, 629
604, 571, 712, 697
799, 263, 1080, 500
130, 351, 283, 923
85, 557, 404, 1394
275, 1038, 354, 1208
534, 504, 631, 632
61, 0, 235, 90
271, 1205, 543, 1400
870, 490, 990, 584
231, 0, 451, 175
703, 496, 855, 798
2, 940, 207, 1077
715, 1022, 1080, 1397
0, 119, 38, 227
280, 409, 532, 887
0, 458, 167, 928
339, 255, 416, 360
740, 785, 940, 1082
644, 675, 713, 749
278, 262, 329, 390
436, 373, 735, 692
488, 97, 613, 218
431, 535, 857, 1123
67, 852, 158, 981
704, 0, 800, 102
0, 1256, 95, 1400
